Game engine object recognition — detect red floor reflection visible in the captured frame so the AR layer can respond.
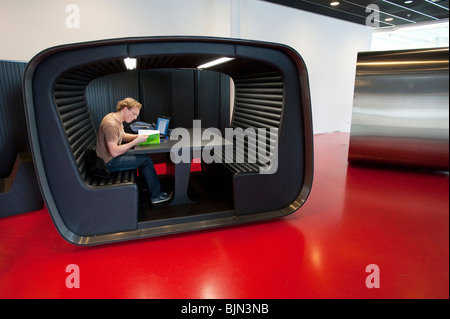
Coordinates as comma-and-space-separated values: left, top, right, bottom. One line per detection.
0, 133, 448, 298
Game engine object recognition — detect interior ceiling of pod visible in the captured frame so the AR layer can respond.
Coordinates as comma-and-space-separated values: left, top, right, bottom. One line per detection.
59, 54, 281, 84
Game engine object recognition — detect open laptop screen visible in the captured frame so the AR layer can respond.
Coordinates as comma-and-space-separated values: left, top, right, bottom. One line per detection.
156, 117, 170, 135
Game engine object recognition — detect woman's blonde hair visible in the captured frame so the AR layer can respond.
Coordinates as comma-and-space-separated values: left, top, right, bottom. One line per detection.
116, 97, 142, 111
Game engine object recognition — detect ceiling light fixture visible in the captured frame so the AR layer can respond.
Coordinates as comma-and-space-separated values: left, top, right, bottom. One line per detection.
330, 1, 340, 6
404, 0, 413, 4
197, 57, 234, 69
425, 0, 449, 10
124, 57, 137, 70
382, 0, 439, 20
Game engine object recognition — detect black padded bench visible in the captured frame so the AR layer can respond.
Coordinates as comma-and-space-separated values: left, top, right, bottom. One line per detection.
220, 71, 282, 176
206, 71, 283, 215
54, 85, 137, 187
28, 70, 141, 238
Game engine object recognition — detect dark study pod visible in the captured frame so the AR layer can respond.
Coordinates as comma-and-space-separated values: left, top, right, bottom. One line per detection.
23, 37, 314, 245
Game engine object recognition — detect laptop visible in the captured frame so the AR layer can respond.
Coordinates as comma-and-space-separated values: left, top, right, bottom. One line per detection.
156, 116, 170, 137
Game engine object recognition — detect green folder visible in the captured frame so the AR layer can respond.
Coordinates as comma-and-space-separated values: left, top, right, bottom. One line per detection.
138, 130, 160, 146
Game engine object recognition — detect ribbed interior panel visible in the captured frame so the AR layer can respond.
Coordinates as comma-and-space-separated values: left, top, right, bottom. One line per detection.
54, 66, 137, 186
54, 76, 93, 181
226, 71, 283, 173
0, 61, 28, 178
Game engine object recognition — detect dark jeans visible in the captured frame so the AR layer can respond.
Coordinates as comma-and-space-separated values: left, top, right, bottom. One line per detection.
106, 150, 162, 200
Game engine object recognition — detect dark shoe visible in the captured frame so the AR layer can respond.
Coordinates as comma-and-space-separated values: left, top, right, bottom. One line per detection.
151, 191, 173, 204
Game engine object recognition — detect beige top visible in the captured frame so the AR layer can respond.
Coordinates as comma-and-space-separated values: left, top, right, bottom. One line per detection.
96, 113, 124, 163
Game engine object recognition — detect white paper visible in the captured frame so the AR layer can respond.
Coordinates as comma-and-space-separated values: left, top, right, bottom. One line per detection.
138, 129, 160, 136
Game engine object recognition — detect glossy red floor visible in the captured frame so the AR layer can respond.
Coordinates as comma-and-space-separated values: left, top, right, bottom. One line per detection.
0, 133, 448, 299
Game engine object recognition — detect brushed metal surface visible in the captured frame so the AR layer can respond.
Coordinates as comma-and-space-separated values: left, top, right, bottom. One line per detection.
349, 48, 449, 171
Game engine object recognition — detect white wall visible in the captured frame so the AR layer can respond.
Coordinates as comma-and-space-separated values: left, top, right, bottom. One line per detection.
371, 21, 449, 51
0, 0, 372, 134
0, 0, 231, 61
239, 1, 372, 133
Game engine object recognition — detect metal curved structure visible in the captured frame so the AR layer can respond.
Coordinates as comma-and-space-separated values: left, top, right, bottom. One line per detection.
349, 47, 449, 171
23, 37, 313, 245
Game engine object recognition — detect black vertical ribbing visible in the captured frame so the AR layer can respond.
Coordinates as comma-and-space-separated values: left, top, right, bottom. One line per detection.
54, 74, 94, 180
227, 71, 283, 172
54, 62, 138, 185
0, 61, 27, 178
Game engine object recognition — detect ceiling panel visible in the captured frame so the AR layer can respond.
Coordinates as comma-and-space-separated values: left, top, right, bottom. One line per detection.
262, 0, 449, 27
